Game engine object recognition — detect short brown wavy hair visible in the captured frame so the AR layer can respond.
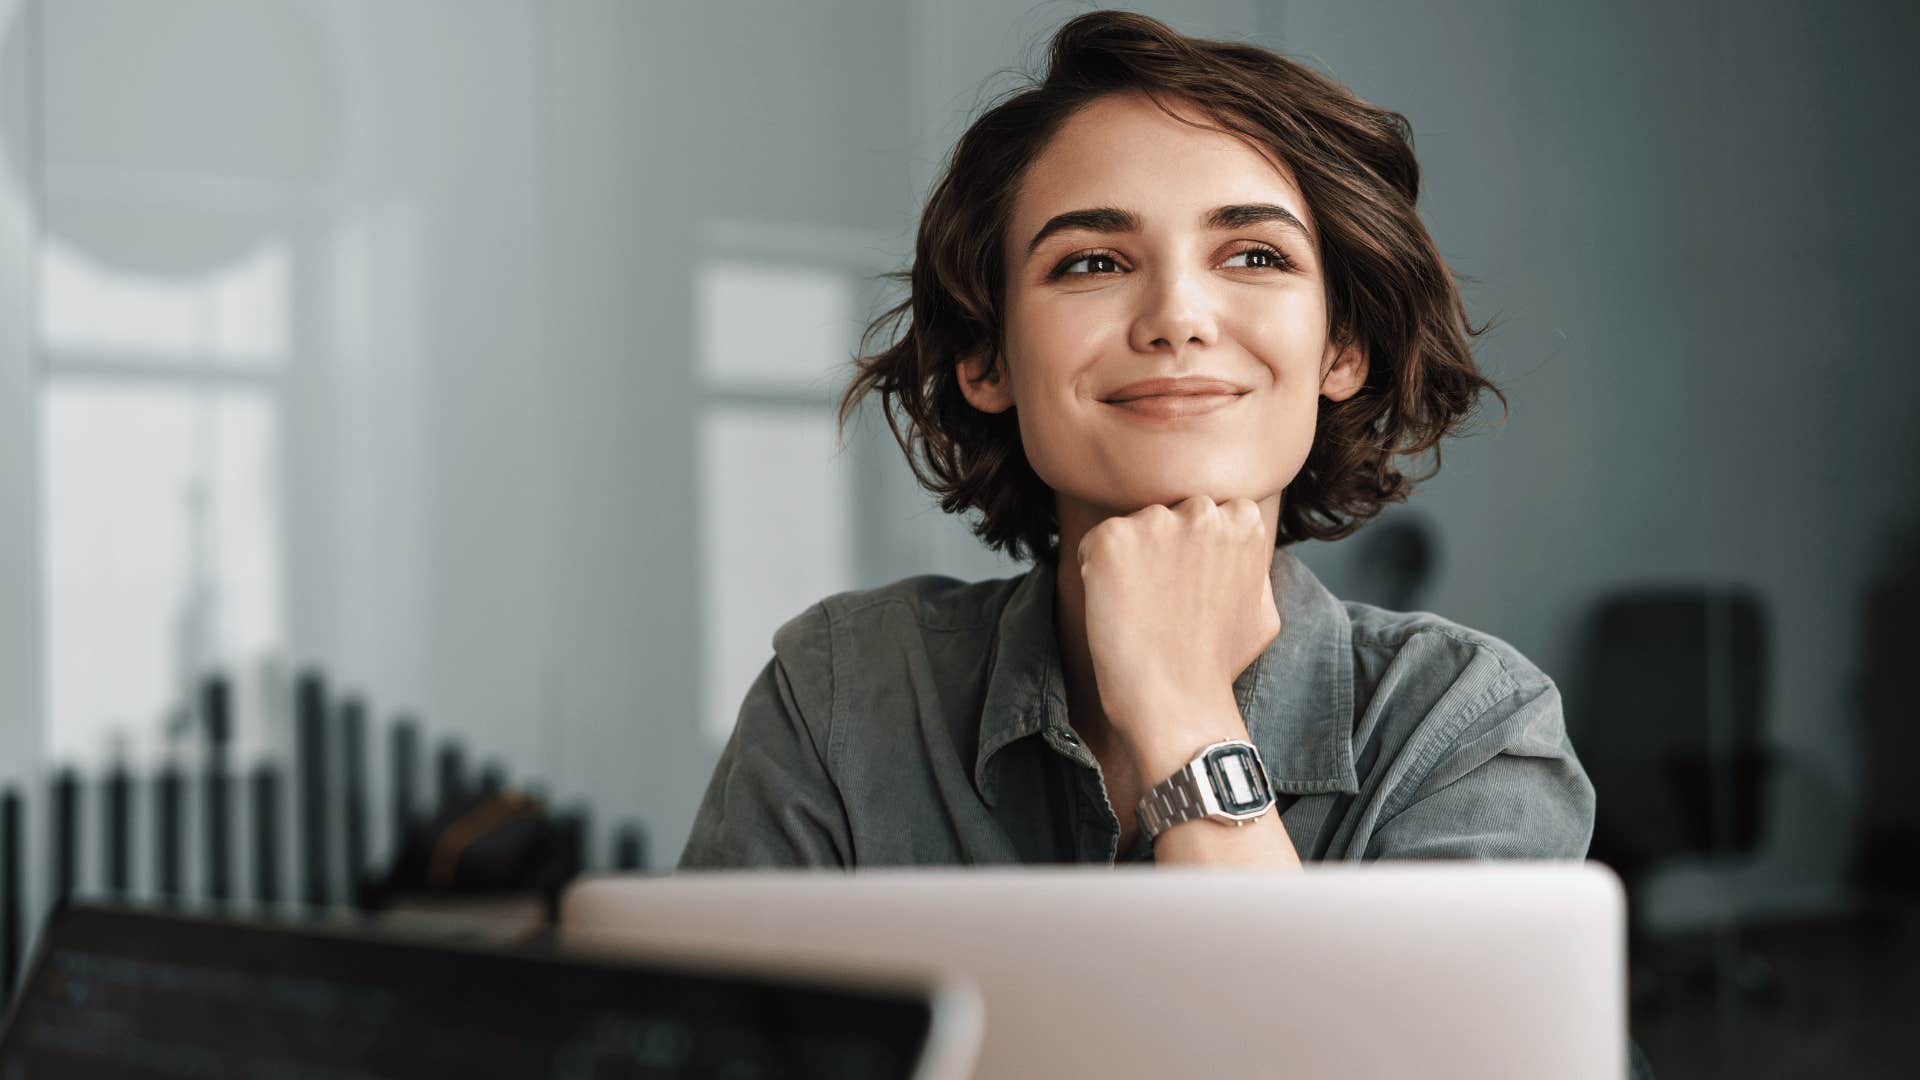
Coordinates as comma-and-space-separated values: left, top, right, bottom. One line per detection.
838, 9, 1503, 565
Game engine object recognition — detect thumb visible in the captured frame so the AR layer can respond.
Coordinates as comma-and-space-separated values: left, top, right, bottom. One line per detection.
1242, 568, 1281, 674
1260, 569, 1282, 637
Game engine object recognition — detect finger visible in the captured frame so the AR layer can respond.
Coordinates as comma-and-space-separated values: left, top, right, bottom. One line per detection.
1262, 571, 1283, 642
1135, 502, 1173, 522
1075, 524, 1104, 567
1177, 493, 1216, 517
1226, 498, 1263, 531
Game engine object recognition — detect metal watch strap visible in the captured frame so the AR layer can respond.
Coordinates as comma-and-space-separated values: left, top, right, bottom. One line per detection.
1137, 761, 1213, 841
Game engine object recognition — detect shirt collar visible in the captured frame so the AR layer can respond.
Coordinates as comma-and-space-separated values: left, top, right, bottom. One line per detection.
974, 545, 1360, 802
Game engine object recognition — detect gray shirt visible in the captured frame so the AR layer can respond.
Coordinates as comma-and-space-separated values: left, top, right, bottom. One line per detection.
678, 546, 1594, 869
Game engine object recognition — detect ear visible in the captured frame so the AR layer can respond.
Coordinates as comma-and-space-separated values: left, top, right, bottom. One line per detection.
956, 349, 1016, 414
1319, 332, 1369, 403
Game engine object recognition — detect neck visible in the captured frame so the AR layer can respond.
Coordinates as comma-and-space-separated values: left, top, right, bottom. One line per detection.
1050, 491, 1283, 755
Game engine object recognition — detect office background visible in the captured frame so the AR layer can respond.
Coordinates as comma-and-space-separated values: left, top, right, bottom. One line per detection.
0, 1, 1915, 1074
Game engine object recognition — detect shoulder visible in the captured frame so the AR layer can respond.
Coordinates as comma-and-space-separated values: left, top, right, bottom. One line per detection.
764, 571, 1028, 774
1344, 601, 1551, 691
1343, 602, 1560, 741
775, 571, 1027, 650
1340, 602, 1578, 797
766, 570, 1028, 705
1335, 606, 1593, 859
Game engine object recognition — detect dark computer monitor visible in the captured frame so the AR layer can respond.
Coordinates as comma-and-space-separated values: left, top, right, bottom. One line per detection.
0, 903, 967, 1078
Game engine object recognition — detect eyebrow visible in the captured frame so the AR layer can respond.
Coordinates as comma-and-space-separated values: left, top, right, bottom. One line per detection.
1023, 203, 1314, 260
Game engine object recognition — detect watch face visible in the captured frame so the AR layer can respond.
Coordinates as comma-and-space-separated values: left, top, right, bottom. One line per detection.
1204, 743, 1273, 815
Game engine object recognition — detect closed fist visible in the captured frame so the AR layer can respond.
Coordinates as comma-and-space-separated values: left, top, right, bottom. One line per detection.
1075, 495, 1282, 748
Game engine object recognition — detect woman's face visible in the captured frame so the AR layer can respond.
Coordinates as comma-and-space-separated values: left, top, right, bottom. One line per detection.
958, 91, 1367, 523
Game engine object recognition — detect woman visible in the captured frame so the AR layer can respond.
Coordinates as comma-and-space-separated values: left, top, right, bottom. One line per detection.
678, 10, 1593, 870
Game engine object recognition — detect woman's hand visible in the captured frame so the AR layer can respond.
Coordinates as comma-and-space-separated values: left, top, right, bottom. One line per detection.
1074, 494, 1282, 757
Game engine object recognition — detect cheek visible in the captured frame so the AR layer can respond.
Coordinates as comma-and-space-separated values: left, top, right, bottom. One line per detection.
1272, 365, 1329, 462
1240, 302, 1334, 475
1008, 371, 1083, 492
1000, 306, 1097, 484
1241, 295, 1330, 381
1273, 400, 1320, 467
1012, 294, 1106, 366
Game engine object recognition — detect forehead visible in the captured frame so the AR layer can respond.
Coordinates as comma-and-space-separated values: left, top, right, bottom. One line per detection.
1012, 92, 1310, 237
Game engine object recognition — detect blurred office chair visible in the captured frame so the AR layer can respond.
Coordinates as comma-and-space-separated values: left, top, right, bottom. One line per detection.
1575, 586, 1775, 1001
1854, 521, 1920, 898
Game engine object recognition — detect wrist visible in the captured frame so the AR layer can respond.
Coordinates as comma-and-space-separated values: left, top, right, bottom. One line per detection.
1134, 736, 1279, 846
1107, 685, 1249, 790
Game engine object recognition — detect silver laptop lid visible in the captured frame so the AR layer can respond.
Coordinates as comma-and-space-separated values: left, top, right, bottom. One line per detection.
562, 862, 1625, 1080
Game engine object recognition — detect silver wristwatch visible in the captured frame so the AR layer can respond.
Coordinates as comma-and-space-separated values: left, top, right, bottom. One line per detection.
1136, 739, 1276, 842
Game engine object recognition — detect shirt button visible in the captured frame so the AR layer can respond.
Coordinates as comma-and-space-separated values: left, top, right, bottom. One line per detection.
1060, 730, 1078, 744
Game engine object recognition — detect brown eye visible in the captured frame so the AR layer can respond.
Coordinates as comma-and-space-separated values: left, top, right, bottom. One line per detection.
1051, 250, 1124, 278
1223, 245, 1294, 271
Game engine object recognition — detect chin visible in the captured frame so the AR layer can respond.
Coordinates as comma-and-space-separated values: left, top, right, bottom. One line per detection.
1108, 474, 1272, 512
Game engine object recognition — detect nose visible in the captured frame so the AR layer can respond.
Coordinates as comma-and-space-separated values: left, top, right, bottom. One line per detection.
1127, 266, 1219, 357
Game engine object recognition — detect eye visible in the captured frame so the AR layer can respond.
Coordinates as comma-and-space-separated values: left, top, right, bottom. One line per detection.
1222, 245, 1296, 272
1050, 249, 1125, 278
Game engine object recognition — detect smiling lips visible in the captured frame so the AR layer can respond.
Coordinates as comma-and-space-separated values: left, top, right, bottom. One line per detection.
1102, 375, 1250, 420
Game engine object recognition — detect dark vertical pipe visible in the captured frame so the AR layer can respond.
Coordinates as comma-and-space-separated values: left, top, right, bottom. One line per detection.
251, 764, 280, 909
203, 674, 232, 907
155, 764, 183, 908
477, 762, 506, 796
569, 804, 594, 875
435, 739, 466, 813
542, 811, 588, 927
103, 762, 130, 901
297, 669, 330, 910
3, 788, 21, 1008
51, 768, 78, 910
390, 716, 418, 850
340, 696, 367, 908
612, 823, 648, 872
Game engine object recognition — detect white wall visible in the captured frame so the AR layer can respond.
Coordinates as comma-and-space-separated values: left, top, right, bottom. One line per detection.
0, 0, 46, 942
0, 0, 38, 783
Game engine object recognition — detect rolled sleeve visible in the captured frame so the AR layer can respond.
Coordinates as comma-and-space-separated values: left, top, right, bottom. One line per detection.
676, 603, 853, 869
1366, 671, 1595, 860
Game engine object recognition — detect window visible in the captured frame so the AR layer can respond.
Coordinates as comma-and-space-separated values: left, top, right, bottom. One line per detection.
691, 220, 1028, 745
693, 221, 883, 744
39, 221, 295, 768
